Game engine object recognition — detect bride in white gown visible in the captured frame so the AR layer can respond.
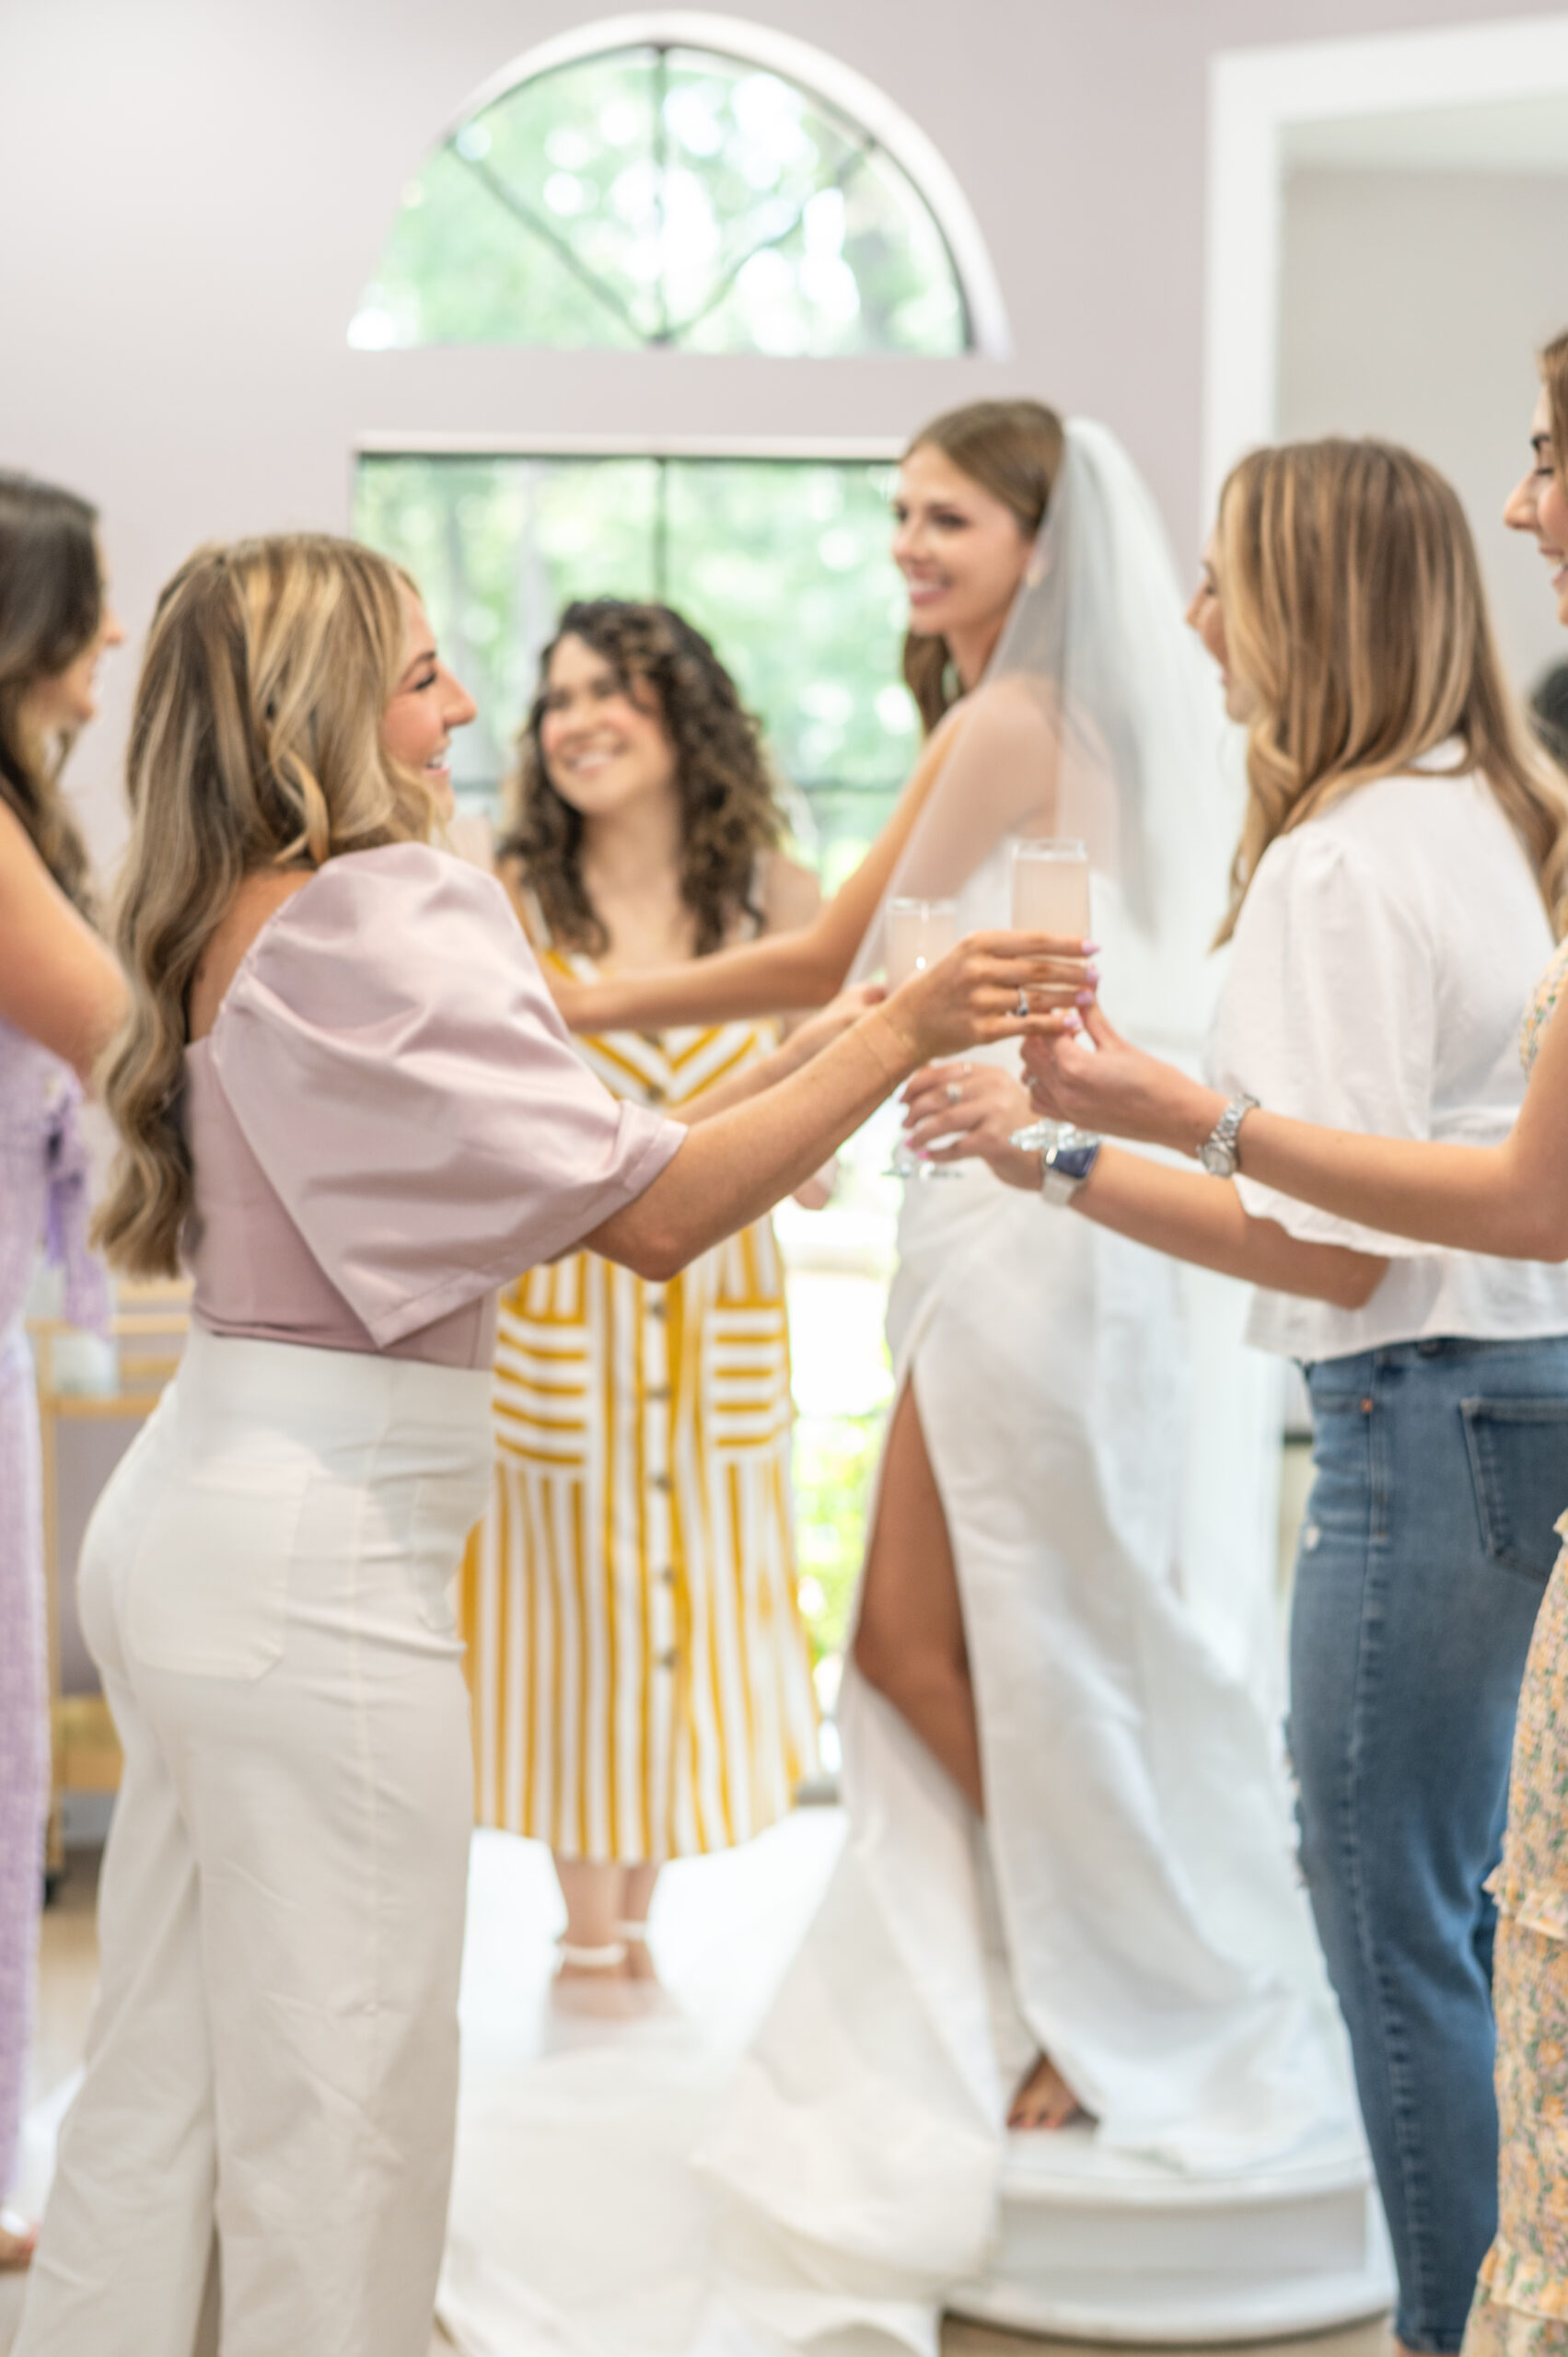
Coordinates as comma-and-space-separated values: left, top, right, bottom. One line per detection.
438, 403, 1358, 2357
689, 406, 1354, 2351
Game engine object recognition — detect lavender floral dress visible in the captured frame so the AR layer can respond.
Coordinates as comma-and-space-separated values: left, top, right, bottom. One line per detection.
1467, 935, 1568, 2355
0, 1016, 106, 2200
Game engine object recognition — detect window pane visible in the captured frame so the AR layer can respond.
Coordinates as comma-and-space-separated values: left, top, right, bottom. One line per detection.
355, 455, 659, 793
662, 459, 912, 874
353, 453, 913, 871
351, 43, 969, 355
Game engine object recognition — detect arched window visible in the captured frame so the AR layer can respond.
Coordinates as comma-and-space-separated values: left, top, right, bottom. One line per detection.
351, 19, 1003, 1663
352, 33, 986, 357
352, 19, 1006, 878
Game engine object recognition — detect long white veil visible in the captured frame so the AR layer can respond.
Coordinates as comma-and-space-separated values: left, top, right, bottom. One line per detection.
856, 416, 1284, 1696
852, 418, 1240, 1057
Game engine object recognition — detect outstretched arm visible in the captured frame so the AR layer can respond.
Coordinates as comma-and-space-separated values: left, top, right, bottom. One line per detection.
544, 707, 974, 1033
1064, 1149, 1388, 1305
1020, 998, 1568, 1265
900, 1052, 1387, 1306
586, 934, 1078, 1278
665, 985, 885, 1126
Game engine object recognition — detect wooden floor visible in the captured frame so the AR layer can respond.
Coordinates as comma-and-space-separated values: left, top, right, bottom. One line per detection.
1, 1842, 1388, 2357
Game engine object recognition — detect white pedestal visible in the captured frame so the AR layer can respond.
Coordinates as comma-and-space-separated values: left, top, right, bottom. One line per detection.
949, 2124, 1395, 2344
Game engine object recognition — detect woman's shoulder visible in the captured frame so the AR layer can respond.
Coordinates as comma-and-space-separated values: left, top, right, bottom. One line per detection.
948, 674, 1054, 747
1245, 762, 1526, 956
1239, 807, 1412, 950
273, 840, 512, 938
1308, 763, 1539, 900
235, 841, 522, 1020
1268, 762, 1488, 871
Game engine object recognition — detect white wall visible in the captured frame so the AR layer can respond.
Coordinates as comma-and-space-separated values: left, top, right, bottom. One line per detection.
1280, 165, 1568, 694
2, 0, 1562, 854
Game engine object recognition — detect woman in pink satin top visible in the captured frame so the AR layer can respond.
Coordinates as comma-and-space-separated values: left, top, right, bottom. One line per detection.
13, 532, 1079, 2357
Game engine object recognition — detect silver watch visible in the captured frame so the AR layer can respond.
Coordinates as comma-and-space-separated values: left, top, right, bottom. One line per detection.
1199, 1093, 1259, 1178
1039, 1131, 1102, 1207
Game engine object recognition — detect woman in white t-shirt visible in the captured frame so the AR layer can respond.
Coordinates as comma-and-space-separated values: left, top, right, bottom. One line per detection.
902, 435, 1568, 2357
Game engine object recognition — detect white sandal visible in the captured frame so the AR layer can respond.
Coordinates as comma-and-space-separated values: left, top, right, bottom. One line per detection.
557, 1939, 628, 1970
616, 1920, 651, 1945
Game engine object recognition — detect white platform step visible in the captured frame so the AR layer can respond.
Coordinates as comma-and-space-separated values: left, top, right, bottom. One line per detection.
949, 2124, 1395, 2344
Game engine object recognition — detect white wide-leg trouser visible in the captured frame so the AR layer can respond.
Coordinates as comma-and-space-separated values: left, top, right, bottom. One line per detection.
17, 1328, 491, 2357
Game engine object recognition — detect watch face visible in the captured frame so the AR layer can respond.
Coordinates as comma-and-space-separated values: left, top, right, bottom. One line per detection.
1199, 1140, 1231, 1178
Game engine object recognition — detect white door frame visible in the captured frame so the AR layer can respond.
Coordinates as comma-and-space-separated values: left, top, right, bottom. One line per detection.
1203, 11, 1568, 517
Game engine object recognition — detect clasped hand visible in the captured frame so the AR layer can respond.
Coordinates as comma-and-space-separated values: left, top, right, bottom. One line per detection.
899, 1059, 1042, 1189
881, 930, 1095, 1063
900, 981, 1207, 1186
1021, 1001, 1210, 1149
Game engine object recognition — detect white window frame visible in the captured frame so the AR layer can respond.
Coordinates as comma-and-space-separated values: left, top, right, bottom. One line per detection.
1203, 12, 1568, 517
379, 9, 1010, 363
355, 431, 903, 459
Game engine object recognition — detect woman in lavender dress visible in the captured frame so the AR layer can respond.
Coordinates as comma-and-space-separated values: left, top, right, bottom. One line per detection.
0, 472, 125, 2268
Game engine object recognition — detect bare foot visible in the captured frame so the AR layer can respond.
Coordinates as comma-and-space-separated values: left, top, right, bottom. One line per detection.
0, 2210, 38, 2271
1008, 2052, 1088, 2131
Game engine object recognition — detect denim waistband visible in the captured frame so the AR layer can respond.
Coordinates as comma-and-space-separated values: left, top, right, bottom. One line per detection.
1303, 1330, 1568, 1380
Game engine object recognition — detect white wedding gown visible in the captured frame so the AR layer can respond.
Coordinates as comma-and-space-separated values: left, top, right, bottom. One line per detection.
684, 853, 1356, 2353
438, 425, 1362, 2351
439, 1019, 1357, 2357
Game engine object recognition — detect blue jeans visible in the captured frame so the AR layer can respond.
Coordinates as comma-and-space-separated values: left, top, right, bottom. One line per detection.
1291, 1335, 1568, 2352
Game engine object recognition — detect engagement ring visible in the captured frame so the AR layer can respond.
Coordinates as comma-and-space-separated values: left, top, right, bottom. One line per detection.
1015, 988, 1030, 1018
945, 1081, 964, 1106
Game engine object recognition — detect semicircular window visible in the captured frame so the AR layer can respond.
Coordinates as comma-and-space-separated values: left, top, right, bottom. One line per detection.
351, 44, 970, 356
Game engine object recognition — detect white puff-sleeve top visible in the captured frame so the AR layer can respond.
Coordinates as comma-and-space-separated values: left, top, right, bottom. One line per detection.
1207, 750, 1568, 1362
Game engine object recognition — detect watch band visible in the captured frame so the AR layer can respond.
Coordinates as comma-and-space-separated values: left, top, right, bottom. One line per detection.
1199, 1093, 1259, 1178
1039, 1132, 1102, 1207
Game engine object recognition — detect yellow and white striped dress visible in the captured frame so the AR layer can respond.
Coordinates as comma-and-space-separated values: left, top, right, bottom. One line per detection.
459, 942, 818, 1860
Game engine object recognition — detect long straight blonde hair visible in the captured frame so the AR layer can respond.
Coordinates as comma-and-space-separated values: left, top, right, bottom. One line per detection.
1214, 436, 1568, 943
95, 533, 436, 1277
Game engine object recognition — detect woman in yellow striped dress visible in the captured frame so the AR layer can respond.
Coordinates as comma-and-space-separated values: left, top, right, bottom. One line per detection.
460, 598, 826, 1986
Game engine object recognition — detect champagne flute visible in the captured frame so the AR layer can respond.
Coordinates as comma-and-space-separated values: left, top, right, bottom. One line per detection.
884, 897, 962, 1180
1007, 839, 1096, 1155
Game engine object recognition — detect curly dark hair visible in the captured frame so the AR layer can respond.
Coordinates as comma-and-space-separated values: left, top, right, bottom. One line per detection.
0, 470, 102, 918
499, 598, 783, 958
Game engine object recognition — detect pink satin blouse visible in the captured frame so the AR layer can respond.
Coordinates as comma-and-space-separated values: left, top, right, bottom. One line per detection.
182, 843, 683, 1369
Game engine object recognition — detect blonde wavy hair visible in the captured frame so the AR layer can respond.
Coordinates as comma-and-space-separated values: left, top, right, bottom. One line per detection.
1214, 436, 1568, 945
94, 533, 436, 1276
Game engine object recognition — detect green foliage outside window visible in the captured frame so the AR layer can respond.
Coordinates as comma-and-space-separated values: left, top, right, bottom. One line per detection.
354, 452, 916, 881
793, 1413, 886, 1663
351, 45, 968, 358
